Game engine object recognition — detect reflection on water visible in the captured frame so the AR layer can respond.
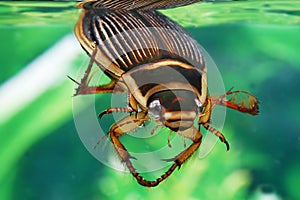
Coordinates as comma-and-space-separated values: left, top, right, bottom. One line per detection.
1, 1, 300, 26
0, 0, 299, 200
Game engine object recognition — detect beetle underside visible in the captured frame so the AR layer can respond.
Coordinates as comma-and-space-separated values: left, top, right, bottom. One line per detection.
71, 0, 259, 187
70, 50, 259, 187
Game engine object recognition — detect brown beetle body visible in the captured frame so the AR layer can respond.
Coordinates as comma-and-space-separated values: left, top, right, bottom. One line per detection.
72, 0, 259, 187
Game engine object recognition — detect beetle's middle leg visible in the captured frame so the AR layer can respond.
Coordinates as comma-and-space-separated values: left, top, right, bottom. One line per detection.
108, 111, 148, 160
106, 112, 158, 186
99, 93, 140, 119
137, 126, 202, 187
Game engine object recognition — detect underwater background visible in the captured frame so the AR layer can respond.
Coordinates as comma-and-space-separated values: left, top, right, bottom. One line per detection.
0, 0, 300, 199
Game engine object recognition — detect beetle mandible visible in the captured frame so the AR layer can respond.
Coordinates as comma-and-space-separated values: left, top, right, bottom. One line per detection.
71, 0, 259, 187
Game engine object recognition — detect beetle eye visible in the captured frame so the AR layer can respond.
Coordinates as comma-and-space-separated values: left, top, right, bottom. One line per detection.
148, 99, 162, 118
195, 98, 203, 114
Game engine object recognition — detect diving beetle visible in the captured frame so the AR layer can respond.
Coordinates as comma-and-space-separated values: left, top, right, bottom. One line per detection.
71, 0, 259, 187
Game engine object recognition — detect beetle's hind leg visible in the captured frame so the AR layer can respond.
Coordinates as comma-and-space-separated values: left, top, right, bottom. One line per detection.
68, 47, 124, 95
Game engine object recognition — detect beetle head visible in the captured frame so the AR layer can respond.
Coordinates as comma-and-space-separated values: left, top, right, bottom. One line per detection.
147, 90, 203, 131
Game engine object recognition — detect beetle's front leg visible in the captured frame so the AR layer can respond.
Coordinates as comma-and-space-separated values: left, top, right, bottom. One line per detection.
109, 112, 147, 162
109, 111, 148, 160
199, 97, 230, 150
97, 93, 139, 119
170, 127, 203, 166
157, 127, 202, 184
121, 126, 203, 187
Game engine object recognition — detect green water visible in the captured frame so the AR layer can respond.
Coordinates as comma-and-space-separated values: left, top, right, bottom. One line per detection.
1, 1, 300, 200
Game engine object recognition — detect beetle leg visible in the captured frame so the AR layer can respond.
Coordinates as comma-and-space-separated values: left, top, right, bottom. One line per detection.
75, 80, 124, 95
109, 117, 202, 187
198, 96, 229, 150
211, 89, 259, 115
107, 112, 160, 186
94, 109, 137, 150
202, 123, 230, 151
69, 47, 125, 95
158, 127, 202, 182
99, 107, 134, 119
130, 126, 202, 187
198, 97, 212, 125
95, 111, 149, 151
108, 112, 148, 160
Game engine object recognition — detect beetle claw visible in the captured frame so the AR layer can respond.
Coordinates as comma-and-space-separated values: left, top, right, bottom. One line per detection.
98, 111, 106, 119
225, 141, 230, 151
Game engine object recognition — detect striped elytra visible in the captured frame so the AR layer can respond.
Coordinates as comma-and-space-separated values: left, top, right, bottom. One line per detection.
72, 0, 259, 187
75, 2, 205, 76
